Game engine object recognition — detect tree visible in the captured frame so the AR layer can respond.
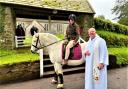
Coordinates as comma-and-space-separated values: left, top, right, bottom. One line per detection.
112, 0, 128, 25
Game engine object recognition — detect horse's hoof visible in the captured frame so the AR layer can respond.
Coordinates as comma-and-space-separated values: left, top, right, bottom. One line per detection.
51, 79, 58, 84
57, 84, 64, 89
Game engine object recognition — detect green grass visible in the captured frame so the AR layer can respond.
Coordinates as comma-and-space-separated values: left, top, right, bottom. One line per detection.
23, 37, 32, 46
0, 47, 128, 66
108, 47, 128, 65
0, 48, 38, 66
56, 34, 64, 39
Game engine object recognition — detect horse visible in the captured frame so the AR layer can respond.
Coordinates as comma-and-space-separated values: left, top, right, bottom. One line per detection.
31, 33, 86, 89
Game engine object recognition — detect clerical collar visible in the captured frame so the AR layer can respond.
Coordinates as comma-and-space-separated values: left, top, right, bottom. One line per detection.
91, 36, 96, 40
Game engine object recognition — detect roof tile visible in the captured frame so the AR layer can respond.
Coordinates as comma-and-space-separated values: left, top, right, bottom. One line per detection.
0, 0, 95, 13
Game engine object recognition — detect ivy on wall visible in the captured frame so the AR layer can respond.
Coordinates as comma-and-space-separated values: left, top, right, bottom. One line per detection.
0, 4, 5, 33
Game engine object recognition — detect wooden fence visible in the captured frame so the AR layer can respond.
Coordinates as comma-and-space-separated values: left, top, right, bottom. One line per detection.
15, 36, 30, 48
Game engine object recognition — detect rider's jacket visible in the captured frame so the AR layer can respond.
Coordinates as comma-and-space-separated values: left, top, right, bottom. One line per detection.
65, 23, 80, 42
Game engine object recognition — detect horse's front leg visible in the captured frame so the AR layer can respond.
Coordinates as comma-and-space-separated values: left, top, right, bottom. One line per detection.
53, 62, 64, 89
57, 73, 64, 89
51, 72, 58, 84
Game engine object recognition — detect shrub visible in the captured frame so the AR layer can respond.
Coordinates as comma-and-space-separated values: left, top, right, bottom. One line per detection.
97, 30, 128, 47
94, 18, 128, 35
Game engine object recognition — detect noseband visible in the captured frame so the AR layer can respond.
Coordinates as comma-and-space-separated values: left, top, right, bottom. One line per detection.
32, 35, 41, 50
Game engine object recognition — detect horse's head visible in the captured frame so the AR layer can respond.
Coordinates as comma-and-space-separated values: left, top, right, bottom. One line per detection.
31, 33, 42, 53
31, 33, 60, 53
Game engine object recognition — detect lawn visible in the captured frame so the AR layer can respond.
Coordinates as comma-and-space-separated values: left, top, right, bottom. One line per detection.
0, 47, 128, 66
108, 47, 128, 65
0, 48, 38, 66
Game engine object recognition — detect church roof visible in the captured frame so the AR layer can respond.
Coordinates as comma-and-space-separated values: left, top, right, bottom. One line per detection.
0, 0, 95, 14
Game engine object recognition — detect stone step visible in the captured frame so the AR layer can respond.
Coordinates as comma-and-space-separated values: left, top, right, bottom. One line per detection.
42, 56, 85, 77
42, 57, 85, 73
42, 66, 85, 78
43, 63, 85, 72
43, 58, 52, 65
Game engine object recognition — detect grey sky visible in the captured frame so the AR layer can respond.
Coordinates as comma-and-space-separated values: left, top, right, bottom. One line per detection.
88, 0, 117, 22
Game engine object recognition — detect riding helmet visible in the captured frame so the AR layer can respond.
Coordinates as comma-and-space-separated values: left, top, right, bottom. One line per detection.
68, 14, 76, 21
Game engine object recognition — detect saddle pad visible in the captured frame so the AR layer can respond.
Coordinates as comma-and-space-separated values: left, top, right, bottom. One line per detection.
62, 43, 82, 60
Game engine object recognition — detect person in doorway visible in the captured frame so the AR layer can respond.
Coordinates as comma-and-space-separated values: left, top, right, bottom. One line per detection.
62, 14, 80, 65
30, 26, 38, 36
84, 28, 109, 89
15, 24, 25, 36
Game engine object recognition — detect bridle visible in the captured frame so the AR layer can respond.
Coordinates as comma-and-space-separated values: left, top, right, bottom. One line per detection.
32, 34, 66, 51
32, 35, 42, 51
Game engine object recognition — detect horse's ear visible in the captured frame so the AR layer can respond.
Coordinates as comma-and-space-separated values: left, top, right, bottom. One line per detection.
34, 33, 39, 38
34, 31, 36, 35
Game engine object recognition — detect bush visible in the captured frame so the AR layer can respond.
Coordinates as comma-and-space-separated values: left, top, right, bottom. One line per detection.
94, 18, 128, 35
97, 30, 128, 47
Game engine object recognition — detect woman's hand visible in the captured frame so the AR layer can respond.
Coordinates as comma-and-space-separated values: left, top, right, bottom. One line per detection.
85, 50, 91, 56
97, 63, 104, 70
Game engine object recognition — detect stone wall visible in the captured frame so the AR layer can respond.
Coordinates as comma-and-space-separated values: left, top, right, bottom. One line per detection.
0, 6, 16, 49
0, 4, 5, 48
0, 55, 120, 84
0, 61, 40, 84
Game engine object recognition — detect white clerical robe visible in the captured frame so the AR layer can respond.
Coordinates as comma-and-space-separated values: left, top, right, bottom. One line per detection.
84, 34, 109, 89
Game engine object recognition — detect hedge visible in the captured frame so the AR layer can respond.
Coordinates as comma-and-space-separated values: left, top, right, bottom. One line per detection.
97, 30, 128, 47
94, 18, 128, 35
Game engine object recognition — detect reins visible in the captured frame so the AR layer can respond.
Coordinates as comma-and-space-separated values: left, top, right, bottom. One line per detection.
39, 38, 66, 49
32, 34, 66, 50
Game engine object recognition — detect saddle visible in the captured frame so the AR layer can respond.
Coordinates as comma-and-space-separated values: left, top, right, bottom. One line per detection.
62, 43, 82, 60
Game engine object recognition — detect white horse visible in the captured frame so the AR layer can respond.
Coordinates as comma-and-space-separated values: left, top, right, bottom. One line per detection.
31, 33, 86, 89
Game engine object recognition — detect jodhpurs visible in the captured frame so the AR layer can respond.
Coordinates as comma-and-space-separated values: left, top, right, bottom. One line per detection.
65, 40, 74, 60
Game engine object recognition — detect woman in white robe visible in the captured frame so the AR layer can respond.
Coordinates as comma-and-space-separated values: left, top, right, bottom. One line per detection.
84, 28, 109, 89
